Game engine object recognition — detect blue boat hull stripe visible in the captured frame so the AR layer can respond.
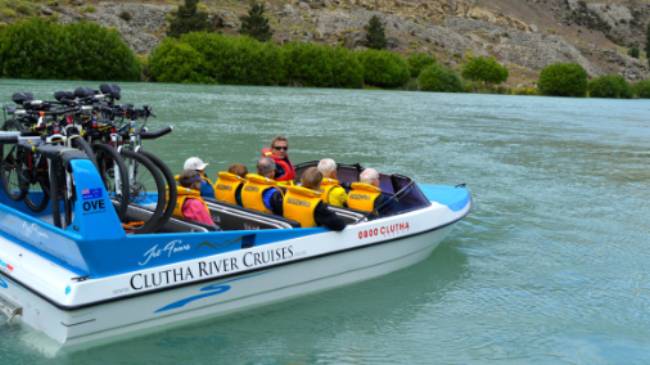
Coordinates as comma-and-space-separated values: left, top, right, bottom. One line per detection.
0, 209, 469, 312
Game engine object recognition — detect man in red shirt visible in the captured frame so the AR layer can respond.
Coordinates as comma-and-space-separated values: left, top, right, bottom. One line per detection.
261, 135, 295, 182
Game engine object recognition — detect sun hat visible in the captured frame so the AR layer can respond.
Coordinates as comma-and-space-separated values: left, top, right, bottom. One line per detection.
184, 157, 209, 171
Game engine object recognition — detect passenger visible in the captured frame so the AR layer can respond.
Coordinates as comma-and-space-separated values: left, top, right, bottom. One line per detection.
241, 157, 283, 215
173, 169, 216, 226
283, 167, 347, 231
183, 156, 215, 198
316, 158, 348, 208
347, 168, 386, 216
261, 135, 295, 183
213, 163, 248, 206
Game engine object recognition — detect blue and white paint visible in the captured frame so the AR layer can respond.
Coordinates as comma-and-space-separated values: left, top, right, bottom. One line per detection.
155, 273, 262, 313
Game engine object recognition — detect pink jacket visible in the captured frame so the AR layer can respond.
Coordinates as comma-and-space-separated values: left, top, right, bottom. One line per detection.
182, 198, 215, 226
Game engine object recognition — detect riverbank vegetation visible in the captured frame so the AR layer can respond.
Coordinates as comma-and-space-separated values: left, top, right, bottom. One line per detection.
1, 15, 649, 99
0, 18, 140, 81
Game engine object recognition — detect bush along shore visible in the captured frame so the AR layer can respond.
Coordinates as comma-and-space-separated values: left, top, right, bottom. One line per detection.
1, 18, 650, 98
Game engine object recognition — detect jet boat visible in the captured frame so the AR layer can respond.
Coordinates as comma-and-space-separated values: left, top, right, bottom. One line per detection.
0, 154, 471, 352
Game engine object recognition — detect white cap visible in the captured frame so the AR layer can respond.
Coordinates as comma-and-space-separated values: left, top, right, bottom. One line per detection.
184, 157, 209, 171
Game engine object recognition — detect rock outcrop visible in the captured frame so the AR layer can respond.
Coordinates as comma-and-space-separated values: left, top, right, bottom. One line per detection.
28, 0, 650, 85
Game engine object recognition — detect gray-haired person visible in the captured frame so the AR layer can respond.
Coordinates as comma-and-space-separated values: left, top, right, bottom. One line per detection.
240, 157, 283, 215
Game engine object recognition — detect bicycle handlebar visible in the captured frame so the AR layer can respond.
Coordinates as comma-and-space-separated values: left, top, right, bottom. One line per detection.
140, 126, 173, 140
0, 132, 20, 144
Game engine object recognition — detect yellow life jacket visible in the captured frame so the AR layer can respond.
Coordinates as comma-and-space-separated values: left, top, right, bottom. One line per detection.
277, 180, 295, 187
172, 186, 209, 219
347, 182, 381, 213
282, 185, 321, 228
213, 172, 246, 205
320, 177, 341, 205
241, 173, 280, 214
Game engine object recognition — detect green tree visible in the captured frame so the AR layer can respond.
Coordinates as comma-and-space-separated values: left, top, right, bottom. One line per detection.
358, 49, 409, 88
462, 56, 508, 85
628, 44, 640, 58
239, 2, 273, 42
148, 38, 209, 83
417, 64, 463, 92
365, 15, 386, 50
167, 0, 209, 38
407, 52, 436, 77
588, 75, 632, 98
537, 63, 588, 97
632, 80, 650, 98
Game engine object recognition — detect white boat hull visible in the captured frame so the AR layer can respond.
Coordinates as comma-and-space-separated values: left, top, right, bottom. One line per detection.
2, 224, 452, 352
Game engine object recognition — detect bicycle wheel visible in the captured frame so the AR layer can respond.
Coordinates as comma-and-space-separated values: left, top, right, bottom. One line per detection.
0, 143, 28, 201
121, 149, 166, 233
71, 137, 98, 168
93, 144, 129, 220
23, 156, 50, 213
138, 149, 177, 229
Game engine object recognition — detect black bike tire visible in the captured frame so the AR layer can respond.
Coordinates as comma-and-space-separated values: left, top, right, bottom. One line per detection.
23, 173, 50, 213
0, 120, 28, 201
121, 150, 166, 233
92, 144, 129, 220
138, 149, 177, 230
71, 137, 98, 168
0, 144, 28, 201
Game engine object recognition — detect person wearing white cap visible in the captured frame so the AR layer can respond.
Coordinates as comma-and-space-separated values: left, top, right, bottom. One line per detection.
183, 156, 215, 198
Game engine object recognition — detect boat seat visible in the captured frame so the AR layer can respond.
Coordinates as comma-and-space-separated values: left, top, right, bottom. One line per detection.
124, 204, 217, 233
327, 205, 367, 224
205, 199, 300, 230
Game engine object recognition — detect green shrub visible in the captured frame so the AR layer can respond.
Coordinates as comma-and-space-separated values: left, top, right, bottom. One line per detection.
588, 75, 632, 98
328, 47, 364, 88
64, 22, 141, 80
181, 32, 283, 85
512, 87, 538, 96
283, 42, 333, 87
407, 52, 435, 77
537, 63, 588, 97
148, 38, 209, 83
417, 64, 463, 92
633, 80, 650, 98
462, 56, 508, 85
628, 45, 640, 58
0, 18, 68, 79
357, 49, 409, 88
0, 18, 140, 80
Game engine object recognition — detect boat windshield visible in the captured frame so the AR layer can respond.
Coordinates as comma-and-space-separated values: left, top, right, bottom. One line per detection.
294, 161, 431, 218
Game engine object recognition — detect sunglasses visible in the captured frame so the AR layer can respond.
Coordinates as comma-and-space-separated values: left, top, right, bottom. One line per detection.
272, 146, 288, 151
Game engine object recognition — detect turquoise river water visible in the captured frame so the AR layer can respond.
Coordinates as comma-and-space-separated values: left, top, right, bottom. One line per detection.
0, 80, 649, 364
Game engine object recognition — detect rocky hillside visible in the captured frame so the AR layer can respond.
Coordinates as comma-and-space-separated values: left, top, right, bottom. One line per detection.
7, 0, 650, 86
